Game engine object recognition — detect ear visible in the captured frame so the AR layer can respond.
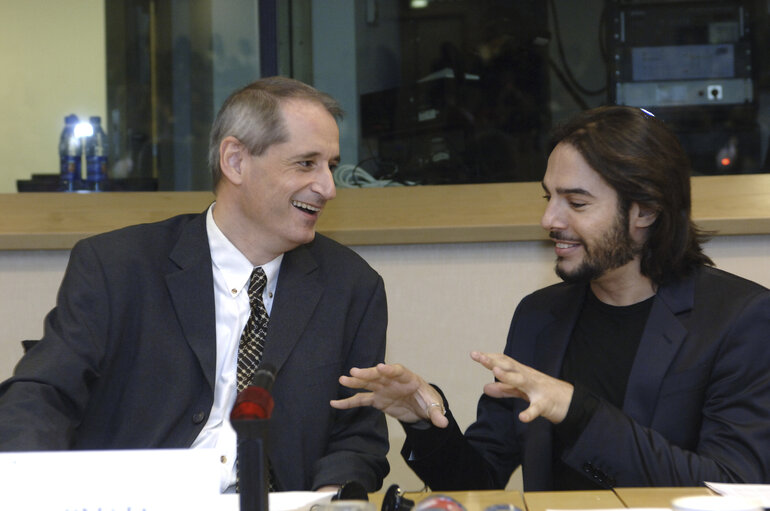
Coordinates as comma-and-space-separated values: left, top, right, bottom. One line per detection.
219, 136, 247, 185
629, 202, 658, 229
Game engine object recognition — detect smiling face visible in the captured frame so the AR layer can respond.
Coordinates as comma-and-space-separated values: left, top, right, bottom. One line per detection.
218, 98, 340, 264
541, 142, 640, 285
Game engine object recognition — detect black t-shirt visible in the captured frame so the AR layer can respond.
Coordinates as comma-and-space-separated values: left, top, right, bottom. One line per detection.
553, 287, 654, 489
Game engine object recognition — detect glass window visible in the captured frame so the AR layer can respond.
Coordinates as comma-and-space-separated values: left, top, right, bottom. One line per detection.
106, 0, 261, 191
105, 0, 770, 191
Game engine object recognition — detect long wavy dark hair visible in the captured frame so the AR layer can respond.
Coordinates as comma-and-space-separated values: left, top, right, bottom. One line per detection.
551, 106, 713, 285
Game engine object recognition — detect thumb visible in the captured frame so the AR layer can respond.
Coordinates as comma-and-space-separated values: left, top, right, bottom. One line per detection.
427, 402, 449, 428
518, 402, 541, 423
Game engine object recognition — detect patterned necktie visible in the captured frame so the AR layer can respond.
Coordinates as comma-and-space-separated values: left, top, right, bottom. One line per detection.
237, 267, 269, 392
235, 266, 277, 492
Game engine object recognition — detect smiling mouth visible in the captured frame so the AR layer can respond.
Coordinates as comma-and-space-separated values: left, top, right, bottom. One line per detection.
550, 231, 581, 248
551, 238, 583, 255
292, 200, 321, 215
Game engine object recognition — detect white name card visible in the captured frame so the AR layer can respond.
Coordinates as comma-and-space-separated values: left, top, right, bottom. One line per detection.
0, 448, 221, 510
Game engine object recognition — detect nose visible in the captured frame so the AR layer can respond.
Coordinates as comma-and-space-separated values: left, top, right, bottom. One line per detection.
540, 199, 564, 232
313, 164, 337, 201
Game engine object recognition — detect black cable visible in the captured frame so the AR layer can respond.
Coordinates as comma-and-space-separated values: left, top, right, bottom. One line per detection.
548, 0, 608, 97
548, 58, 591, 110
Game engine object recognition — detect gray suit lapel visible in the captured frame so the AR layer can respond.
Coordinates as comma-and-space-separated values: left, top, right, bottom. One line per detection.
261, 244, 322, 374
623, 275, 694, 424
166, 213, 217, 391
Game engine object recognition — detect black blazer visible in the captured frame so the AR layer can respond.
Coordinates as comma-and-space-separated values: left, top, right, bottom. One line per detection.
0, 211, 389, 491
404, 266, 770, 490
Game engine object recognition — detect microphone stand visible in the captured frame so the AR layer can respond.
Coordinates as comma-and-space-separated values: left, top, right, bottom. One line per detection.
231, 364, 276, 511
232, 417, 270, 511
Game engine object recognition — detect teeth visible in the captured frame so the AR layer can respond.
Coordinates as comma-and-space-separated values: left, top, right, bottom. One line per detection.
292, 200, 320, 212
556, 243, 573, 249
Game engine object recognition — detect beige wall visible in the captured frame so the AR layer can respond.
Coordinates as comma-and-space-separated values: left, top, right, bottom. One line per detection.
0, 1, 106, 193
1, 235, 769, 490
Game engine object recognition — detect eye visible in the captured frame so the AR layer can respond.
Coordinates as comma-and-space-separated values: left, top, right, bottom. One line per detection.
542, 194, 551, 201
569, 201, 587, 210
297, 160, 313, 169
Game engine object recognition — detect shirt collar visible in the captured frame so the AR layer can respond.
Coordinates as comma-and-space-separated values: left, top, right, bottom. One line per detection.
206, 203, 283, 296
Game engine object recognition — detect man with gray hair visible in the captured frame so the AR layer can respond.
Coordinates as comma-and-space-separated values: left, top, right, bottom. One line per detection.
0, 76, 390, 493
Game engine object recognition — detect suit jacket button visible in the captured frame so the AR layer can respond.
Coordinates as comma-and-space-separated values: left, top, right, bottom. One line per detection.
192, 411, 206, 424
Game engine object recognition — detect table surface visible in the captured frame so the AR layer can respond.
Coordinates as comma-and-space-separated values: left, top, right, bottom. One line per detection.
613, 487, 714, 508
368, 487, 715, 511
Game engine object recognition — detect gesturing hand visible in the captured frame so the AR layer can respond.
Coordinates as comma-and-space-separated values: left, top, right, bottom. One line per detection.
470, 351, 574, 424
330, 363, 449, 428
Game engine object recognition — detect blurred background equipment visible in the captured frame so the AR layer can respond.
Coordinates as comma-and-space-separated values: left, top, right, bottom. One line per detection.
607, 0, 762, 174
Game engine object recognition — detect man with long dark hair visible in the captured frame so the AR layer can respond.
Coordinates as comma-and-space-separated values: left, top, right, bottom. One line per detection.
332, 106, 770, 490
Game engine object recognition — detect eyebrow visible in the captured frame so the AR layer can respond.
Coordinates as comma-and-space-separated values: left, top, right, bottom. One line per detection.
294, 151, 341, 163
541, 181, 595, 197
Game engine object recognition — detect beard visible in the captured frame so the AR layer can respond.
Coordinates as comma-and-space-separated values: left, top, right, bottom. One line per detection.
553, 209, 640, 284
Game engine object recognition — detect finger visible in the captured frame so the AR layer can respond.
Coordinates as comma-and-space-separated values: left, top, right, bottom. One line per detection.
419, 388, 449, 428
347, 364, 409, 386
483, 382, 526, 400
486, 353, 519, 371
374, 363, 420, 384
492, 365, 524, 385
338, 375, 376, 390
348, 365, 385, 380
415, 385, 442, 409
330, 392, 374, 410
341, 364, 399, 390
518, 401, 542, 423
428, 407, 449, 429
470, 351, 493, 369
329, 398, 353, 410
471, 351, 518, 373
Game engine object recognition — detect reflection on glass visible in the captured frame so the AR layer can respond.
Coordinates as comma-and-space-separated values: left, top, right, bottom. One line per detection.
104, 0, 770, 191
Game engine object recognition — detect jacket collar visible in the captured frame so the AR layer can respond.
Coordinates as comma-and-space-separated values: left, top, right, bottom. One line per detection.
259, 241, 322, 376
164, 212, 325, 390
166, 212, 218, 390
623, 272, 695, 424
536, 282, 588, 378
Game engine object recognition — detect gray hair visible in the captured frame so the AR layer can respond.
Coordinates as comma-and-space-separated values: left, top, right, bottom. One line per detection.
208, 76, 343, 190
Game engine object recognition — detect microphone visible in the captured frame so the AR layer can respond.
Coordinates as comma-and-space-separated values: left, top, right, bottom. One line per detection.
231, 363, 277, 511
231, 363, 277, 421
251, 364, 276, 388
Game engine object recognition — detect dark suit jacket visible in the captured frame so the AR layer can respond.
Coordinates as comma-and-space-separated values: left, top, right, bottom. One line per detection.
0, 212, 389, 491
404, 266, 770, 490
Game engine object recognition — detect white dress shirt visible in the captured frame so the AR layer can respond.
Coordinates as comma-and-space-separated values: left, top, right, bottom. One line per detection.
190, 203, 282, 492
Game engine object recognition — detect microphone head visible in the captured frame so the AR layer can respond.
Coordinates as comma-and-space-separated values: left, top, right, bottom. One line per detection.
231, 386, 274, 420
251, 363, 276, 391
230, 363, 277, 421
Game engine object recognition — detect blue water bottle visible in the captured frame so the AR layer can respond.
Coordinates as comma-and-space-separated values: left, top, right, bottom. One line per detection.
85, 116, 109, 191
58, 114, 82, 191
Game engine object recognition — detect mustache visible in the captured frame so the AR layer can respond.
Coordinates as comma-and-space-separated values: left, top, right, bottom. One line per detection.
549, 231, 582, 243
